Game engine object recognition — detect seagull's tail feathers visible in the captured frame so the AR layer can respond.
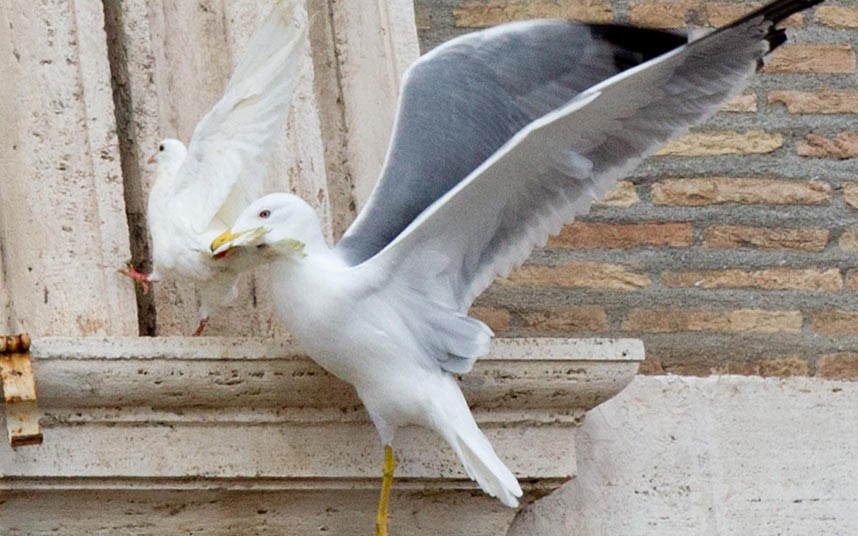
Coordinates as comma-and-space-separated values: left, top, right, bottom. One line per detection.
452, 422, 522, 507
435, 378, 522, 508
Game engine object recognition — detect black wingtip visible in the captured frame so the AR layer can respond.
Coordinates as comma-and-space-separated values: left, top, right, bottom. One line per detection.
727, 0, 825, 52
588, 25, 688, 72
766, 26, 789, 51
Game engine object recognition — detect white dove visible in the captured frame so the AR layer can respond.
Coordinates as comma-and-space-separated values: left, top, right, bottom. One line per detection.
120, 0, 306, 335
210, 0, 822, 533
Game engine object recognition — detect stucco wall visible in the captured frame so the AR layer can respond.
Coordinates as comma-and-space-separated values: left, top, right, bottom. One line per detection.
0, 0, 139, 337
0, 0, 419, 337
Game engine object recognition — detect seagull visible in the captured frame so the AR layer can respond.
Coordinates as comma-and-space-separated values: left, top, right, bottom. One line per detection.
119, 0, 307, 335
210, 0, 822, 532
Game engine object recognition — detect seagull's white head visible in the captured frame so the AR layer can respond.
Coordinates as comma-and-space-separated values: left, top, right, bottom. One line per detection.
148, 138, 187, 170
210, 193, 323, 260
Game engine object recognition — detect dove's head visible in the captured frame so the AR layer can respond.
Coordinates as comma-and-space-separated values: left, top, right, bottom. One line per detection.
210, 193, 323, 261
148, 138, 187, 170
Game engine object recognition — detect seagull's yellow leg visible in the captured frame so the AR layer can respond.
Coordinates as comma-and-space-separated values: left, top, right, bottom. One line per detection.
375, 445, 396, 536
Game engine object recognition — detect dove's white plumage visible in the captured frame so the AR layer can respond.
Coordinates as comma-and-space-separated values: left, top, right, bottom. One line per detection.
139, 0, 306, 333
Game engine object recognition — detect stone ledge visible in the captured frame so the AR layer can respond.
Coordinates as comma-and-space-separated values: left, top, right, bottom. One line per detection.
27, 336, 641, 414
1, 336, 643, 535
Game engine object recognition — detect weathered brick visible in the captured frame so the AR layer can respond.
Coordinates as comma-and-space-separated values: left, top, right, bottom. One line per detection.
651, 359, 710, 376
845, 182, 858, 209
838, 228, 858, 252
717, 357, 810, 377
622, 308, 802, 333
720, 93, 758, 113
453, 0, 612, 27
760, 357, 809, 377
817, 353, 858, 380
654, 352, 813, 377
848, 270, 858, 292
504, 261, 651, 290
520, 306, 608, 332
628, 1, 698, 27
662, 268, 842, 291
768, 90, 858, 114
469, 306, 511, 332
760, 357, 810, 377
638, 353, 664, 375
628, 2, 800, 28
816, 6, 858, 28
703, 2, 749, 25
809, 310, 858, 334
595, 181, 639, 208
655, 130, 783, 156
764, 44, 856, 74
703, 225, 829, 252
706, 3, 802, 26
797, 132, 858, 159
651, 177, 832, 206
549, 222, 693, 249
414, 5, 432, 31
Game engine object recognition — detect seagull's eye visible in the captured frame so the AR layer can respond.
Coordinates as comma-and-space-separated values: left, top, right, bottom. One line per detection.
158, 144, 164, 152
258, 209, 271, 219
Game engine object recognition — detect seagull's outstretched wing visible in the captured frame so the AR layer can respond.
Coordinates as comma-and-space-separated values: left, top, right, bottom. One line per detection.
335, 21, 687, 265
362, 0, 822, 312
175, 0, 306, 234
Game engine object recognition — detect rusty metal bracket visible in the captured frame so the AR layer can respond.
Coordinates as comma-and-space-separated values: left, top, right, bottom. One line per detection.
0, 333, 43, 447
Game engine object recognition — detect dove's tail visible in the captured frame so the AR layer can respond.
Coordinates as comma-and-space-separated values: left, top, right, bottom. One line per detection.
435, 376, 522, 508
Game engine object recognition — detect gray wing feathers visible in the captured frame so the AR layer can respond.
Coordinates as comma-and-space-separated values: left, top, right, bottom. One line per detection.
459, 24, 775, 307
336, 21, 686, 264
369, 0, 818, 315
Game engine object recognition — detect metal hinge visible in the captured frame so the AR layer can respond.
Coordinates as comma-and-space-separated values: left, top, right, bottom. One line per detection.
0, 333, 43, 447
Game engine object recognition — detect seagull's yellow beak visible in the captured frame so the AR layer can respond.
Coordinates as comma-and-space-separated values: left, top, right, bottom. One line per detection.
210, 227, 268, 258
211, 229, 242, 254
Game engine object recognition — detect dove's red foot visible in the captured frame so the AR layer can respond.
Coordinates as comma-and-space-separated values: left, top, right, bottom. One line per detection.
192, 317, 209, 337
118, 265, 152, 294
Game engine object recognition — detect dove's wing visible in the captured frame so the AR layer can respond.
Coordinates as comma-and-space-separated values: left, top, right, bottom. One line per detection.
175, 0, 306, 234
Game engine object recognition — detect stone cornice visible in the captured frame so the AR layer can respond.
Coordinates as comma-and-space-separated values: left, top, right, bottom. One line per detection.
28, 337, 642, 413
2, 336, 643, 535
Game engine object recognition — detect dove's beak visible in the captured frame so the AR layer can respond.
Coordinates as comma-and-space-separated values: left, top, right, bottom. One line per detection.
147, 154, 157, 165
210, 227, 267, 258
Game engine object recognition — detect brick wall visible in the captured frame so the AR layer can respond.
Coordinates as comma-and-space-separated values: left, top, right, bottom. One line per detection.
414, 0, 858, 378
